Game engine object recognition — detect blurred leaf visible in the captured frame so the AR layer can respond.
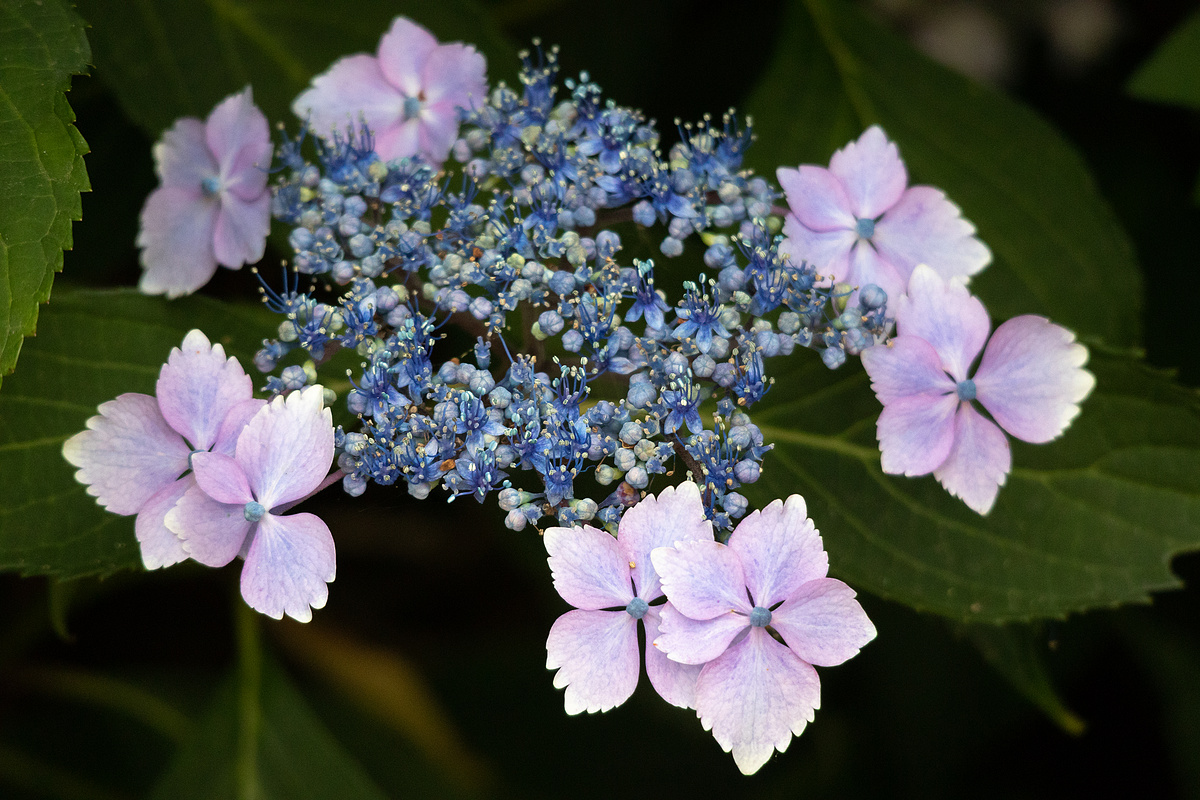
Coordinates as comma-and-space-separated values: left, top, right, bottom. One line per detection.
964, 623, 1084, 735
76, 0, 516, 136
0, 289, 275, 580
1127, 9, 1200, 108
0, 0, 90, 387
746, 348, 1200, 623
744, 0, 1141, 346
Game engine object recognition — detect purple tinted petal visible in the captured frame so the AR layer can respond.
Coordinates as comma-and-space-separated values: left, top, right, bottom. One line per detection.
376, 16, 439, 96
895, 264, 990, 381
973, 315, 1095, 443
167, 484, 251, 567
828, 125, 907, 219
779, 215, 854, 281
543, 524, 632, 609
235, 387, 334, 509
136, 186, 220, 298
617, 480, 713, 602
695, 628, 821, 776
213, 398, 268, 456
62, 393, 189, 515
156, 329, 253, 451
872, 185, 991, 285
373, 117, 422, 162
545, 609, 639, 714
191, 451, 253, 505
771, 578, 877, 667
134, 476, 193, 570
420, 43, 487, 107
213, 193, 270, 268
776, 165, 855, 231
727, 495, 828, 608
642, 605, 702, 709
861, 336, 956, 405
293, 55, 403, 141
416, 100, 461, 165
653, 602, 746, 665
876, 392, 959, 476
240, 512, 336, 622
651, 539, 751, 620
934, 403, 1012, 515
845, 243, 905, 308
206, 88, 272, 199
153, 117, 213, 188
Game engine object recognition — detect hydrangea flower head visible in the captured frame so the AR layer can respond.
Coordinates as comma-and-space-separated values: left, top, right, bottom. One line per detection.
651, 495, 876, 775
137, 88, 273, 298
777, 125, 991, 302
544, 481, 714, 713
166, 386, 337, 622
860, 265, 1095, 513
293, 16, 487, 165
63, 330, 259, 569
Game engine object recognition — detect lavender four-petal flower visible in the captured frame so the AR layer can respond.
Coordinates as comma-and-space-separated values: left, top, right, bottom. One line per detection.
544, 481, 714, 713
860, 265, 1095, 513
651, 495, 876, 775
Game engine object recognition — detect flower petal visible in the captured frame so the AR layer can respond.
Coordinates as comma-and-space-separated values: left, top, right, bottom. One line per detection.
240, 512, 336, 623
213, 193, 270, 268
933, 403, 1012, 515
235, 386, 334, 509
828, 125, 907, 220
653, 602, 746, 665
545, 609, 639, 714
727, 495, 828, 608
895, 264, 990, 381
134, 476, 193, 570
973, 315, 1095, 444
373, 116, 422, 162
876, 392, 960, 476
695, 628, 821, 776
652, 539, 751, 620
544, 524, 632, 609
192, 451, 254, 505
642, 605, 702, 709
861, 336, 957, 405
62, 393, 190, 515
167, 485, 251, 567
776, 165, 855, 231
136, 186, 220, 299
771, 578, 877, 667
872, 185, 991, 285
779, 215, 854, 281
376, 16, 439, 97
416, 100, 462, 165
156, 329, 253, 452
421, 42, 487, 107
617, 480, 713, 602
213, 398, 268, 456
292, 54, 403, 142
206, 88, 272, 200
153, 117, 213, 188
846, 242, 905, 307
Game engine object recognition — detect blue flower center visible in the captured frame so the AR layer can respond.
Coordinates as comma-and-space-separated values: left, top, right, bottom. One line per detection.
403, 96, 423, 120
243, 501, 266, 522
749, 606, 772, 628
855, 217, 875, 239
201, 175, 221, 196
625, 597, 649, 619
957, 379, 977, 402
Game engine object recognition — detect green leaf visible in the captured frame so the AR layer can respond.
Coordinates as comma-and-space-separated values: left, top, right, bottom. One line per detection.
75, 0, 516, 136
1127, 9, 1200, 109
0, 0, 90, 387
744, 0, 1142, 346
0, 289, 276, 580
745, 349, 1200, 623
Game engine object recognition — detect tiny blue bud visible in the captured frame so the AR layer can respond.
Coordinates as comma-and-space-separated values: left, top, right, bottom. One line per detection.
859, 283, 887, 310
822, 346, 847, 369
749, 606, 772, 628
625, 597, 650, 619
855, 217, 875, 239
243, 501, 266, 522
659, 236, 684, 257
625, 465, 649, 489
957, 379, 977, 401
403, 95, 422, 120
201, 175, 221, 196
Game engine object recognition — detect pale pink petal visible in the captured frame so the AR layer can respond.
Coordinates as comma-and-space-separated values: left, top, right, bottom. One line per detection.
973, 315, 1095, 444
292, 55, 404, 141
895, 264, 990, 381
651, 539, 751, 620
136, 186, 220, 299
153, 118, 214, 188
779, 215, 854, 280
845, 243, 905, 306
544, 524, 633, 609
828, 125, 907, 220
872, 186, 991, 285
695, 628, 821, 776
417, 100, 463, 165
617, 480, 713, 602
933, 403, 1012, 515
376, 17, 439, 96
134, 476, 194, 570
213, 192, 270, 268
642, 605, 702, 709
156, 329, 253, 451
770, 578, 877, 667
63, 393, 189, 515
206, 88, 272, 198
191, 451, 254, 505
653, 602, 747, 665
167, 485, 251, 567
373, 117, 423, 163
235, 387, 334, 509
876, 392, 959, 476
776, 165, 855, 231
545, 609, 639, 714
727, 495, 828, 608
420, 43, 487, 107
861, 336, 956, 404
240, 512, 336, 623
213, 399, 268, 456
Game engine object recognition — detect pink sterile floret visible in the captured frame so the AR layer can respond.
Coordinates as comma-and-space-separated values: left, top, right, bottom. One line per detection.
166, 386, 336, 623
137, 88, 273, 298
651, 495, 876, 776
777, 125, 991, 304
293, 16, 487, 166
544, 481, 714, 714
860, 264, 1096, 514
63, 330, 260, 570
